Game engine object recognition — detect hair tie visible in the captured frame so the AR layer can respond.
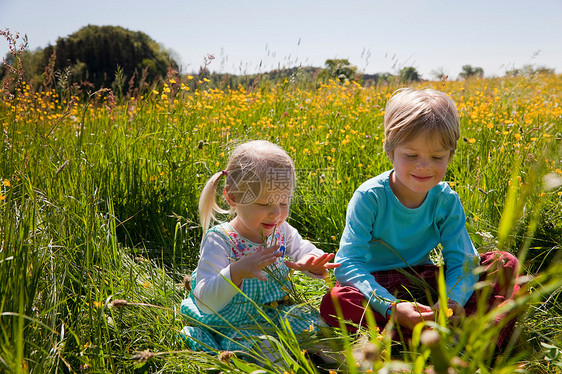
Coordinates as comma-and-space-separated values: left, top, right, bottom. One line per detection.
221, 170, 228, 177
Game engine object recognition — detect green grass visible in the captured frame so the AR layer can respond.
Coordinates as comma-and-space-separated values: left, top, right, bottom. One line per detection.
0, 71, 561, 373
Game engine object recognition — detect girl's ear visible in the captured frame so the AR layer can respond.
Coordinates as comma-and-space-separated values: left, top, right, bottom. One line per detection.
223, 187, 236, 207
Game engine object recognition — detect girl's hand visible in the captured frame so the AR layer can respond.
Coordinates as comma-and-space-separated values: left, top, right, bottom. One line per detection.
230, 244, 282, 285
284, 253, 340, 277
392, 302, 434, 330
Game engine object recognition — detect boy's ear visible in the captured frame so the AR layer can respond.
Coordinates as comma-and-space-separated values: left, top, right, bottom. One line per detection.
223, 188, 236, 206
386, 149, 394, 163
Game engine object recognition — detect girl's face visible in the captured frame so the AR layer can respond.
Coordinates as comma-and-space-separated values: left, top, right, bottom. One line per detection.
227, 187, 291, 243
387, 133, 451, 209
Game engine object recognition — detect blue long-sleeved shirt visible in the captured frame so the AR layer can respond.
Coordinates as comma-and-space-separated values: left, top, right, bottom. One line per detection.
335, 170, 480, 316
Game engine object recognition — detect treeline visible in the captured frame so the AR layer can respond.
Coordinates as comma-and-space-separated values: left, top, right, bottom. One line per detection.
1, 25, 558, 97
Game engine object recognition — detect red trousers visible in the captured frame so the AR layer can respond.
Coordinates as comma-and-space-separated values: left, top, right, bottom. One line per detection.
320, 251, 521, 347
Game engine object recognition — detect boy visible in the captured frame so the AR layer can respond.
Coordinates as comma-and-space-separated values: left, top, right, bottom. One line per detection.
320, 88, 520, 345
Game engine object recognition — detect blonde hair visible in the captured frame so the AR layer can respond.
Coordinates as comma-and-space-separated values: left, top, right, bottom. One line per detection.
198, 140, 296, 233
383, 88, 460, 157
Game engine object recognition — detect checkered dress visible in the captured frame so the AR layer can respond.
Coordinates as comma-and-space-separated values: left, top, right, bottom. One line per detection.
180, 223, 321, 352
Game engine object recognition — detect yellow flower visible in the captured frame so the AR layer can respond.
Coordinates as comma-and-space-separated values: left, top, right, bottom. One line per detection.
446, 308, 453, 318
2, 180, 10, 187
152, 89, 159, 95
468, 138, 476, 144
169, 78, 176, 84
93, 301, 102, 308
0, 193, 5, 201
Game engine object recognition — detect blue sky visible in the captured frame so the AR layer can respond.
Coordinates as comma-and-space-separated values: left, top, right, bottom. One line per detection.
1, 0, 561, 79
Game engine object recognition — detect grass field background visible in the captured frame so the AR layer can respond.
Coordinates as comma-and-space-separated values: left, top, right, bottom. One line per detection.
1, 69, 561, 373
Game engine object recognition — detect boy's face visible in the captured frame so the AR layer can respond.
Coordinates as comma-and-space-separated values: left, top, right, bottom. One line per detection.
387, 133, 451, 209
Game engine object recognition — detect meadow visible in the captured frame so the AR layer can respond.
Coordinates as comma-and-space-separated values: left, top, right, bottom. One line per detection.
1, 68, 561, 373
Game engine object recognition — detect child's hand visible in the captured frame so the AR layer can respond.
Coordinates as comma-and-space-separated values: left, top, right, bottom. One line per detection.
284, 253, 340, 277
392, 302, 434, 330
230, 244, 282, 285
433, 299, 465, 325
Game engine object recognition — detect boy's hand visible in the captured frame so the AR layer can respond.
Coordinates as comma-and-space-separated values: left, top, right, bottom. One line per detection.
433, 299, 465, 325
284, 253, 340, 277
230, 244, 282, 285
392, 302, 434, 330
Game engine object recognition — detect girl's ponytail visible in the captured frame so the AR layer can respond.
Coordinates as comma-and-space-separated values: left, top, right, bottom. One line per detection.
198, 171, 229, 234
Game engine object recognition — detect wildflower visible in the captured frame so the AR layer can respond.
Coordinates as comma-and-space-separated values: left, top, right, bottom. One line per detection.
110, 299, 129, 308
55, 160, 70, 175
131, 349, 154, 363
2, 180, 10, 187
468, 138, 476, 144
0, 193, 5, 201
93, 301, 101, 308
218, 351, 234, 363
169, 78, 176, 84
152, 89, 159, 95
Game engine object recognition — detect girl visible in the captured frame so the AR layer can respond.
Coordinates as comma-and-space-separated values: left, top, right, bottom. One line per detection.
181, 140, 339, 360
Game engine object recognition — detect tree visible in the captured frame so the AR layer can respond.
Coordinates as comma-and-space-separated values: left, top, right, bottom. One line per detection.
458, 65, 484, 80
430, 67, 448, 81
399, 66, 421, 83
505, 64, 555, 77
39, 25, 178, 91
317, 59, 358, 83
